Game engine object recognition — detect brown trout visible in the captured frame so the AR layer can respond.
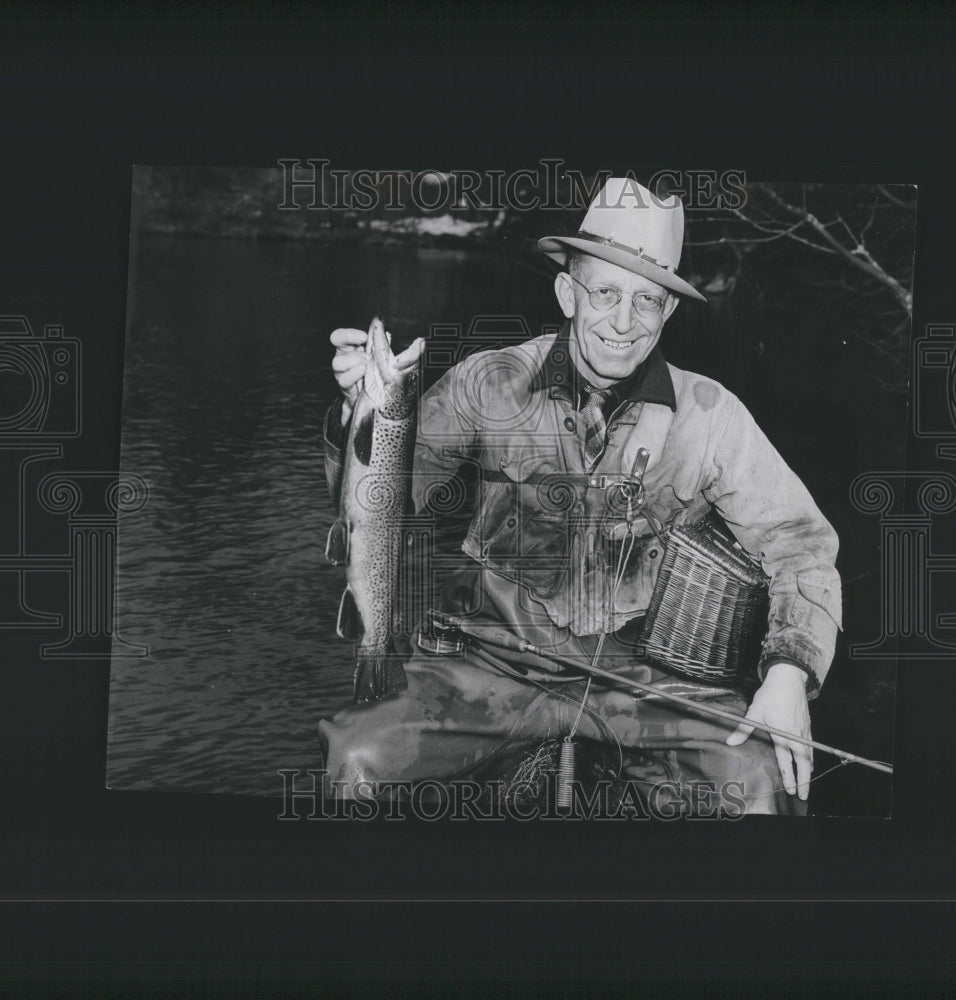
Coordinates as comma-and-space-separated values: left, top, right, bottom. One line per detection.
326, 317, 419, 702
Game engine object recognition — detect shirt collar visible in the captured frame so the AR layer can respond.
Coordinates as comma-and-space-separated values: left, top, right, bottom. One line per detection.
531, 321, 677, 411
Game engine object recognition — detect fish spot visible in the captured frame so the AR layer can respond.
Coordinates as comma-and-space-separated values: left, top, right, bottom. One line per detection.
693, 381, 718, 411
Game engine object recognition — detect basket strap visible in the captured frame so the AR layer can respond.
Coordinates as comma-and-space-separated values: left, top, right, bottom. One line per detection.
643, 506, 668, 548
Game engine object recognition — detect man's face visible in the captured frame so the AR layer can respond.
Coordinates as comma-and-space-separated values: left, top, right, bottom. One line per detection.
554, 255, 678, 387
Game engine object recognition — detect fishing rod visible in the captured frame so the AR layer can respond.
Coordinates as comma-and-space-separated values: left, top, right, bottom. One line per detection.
426, 612, 894, 776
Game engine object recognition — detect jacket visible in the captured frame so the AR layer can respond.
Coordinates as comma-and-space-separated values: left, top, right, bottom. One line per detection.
325, 331, 842, 694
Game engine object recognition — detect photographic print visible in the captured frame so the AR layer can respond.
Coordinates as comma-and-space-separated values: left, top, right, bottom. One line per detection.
106, 163, 913, 818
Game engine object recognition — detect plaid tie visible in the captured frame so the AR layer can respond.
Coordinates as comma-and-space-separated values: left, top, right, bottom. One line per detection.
581, 385, 613, 469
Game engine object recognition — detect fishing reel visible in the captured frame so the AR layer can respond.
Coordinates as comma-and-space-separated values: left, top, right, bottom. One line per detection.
603, 472, 647, 526
417, 610, 467, 656
614, 472, 646, 509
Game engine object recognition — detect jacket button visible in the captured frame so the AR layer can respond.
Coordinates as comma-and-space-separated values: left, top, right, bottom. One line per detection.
507, 518, 517, 528
649, 549, 659, 559
564, 417, 575, 432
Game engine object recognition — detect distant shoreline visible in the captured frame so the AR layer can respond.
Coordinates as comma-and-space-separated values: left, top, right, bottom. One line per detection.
136, 216, 509, 247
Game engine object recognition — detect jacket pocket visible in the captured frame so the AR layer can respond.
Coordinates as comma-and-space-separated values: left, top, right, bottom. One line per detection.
467, 475, 576, 601
486, 509, 573, 601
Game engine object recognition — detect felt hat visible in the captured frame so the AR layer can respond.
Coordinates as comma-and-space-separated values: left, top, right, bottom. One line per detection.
538, 177, 705, 301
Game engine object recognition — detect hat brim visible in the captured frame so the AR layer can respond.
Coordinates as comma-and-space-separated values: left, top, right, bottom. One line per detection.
537, 235, 707, 302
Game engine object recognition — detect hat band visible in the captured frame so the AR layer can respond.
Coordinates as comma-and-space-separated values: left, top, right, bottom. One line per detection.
576, 230, 675, 272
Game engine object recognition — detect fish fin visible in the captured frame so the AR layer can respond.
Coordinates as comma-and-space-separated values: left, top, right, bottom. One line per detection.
325, 518, 350, 566
351, 409, 374, 466
353, 645, 409, 703
336, 586, 363, 640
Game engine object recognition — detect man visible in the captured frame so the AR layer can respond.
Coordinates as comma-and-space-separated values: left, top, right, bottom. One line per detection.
320, 177, 841, 816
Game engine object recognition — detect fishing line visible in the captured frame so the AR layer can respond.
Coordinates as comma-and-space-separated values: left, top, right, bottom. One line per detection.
559, 498, 637, 807
750, 749, 893, 803
439, 610, 893, 777
624, 755, 888, 810
568, 514, 636, 741
514, 671, 626, 775
526, 665, 893, 803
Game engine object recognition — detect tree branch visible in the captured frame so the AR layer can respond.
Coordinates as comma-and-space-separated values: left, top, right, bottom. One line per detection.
754, 185, 913, 315
877, 184, 917, 210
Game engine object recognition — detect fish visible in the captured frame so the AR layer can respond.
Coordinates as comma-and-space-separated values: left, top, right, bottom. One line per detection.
325, 317, 420, 703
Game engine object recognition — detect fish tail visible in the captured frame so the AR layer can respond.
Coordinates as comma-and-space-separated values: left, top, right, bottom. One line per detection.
353, 646, 409, 703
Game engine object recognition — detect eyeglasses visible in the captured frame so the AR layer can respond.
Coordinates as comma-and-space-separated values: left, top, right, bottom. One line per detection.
569, 275, 668, 317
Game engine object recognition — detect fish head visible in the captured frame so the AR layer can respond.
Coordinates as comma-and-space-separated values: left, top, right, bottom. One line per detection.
363, 317, 419, 419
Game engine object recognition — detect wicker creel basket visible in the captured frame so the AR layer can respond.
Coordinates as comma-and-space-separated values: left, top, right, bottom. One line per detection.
640, 513, 769, 684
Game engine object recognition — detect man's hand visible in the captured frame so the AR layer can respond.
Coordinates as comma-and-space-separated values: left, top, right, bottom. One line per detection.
330, 326, 373, 425
330, 324, 425, 425
726, 662, 813, 801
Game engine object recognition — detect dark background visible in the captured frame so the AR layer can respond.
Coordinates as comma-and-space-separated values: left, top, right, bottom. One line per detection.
0, 7, 954, 996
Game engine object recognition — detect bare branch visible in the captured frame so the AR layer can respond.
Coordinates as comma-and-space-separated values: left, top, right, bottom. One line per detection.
877, 185, 916, 210
850, 327, 910, 377
685, 220, 810, 248
861, 197, 880, 241
754, 184, 913, 315
729, 207, 839, 254
834, 213, 861, 247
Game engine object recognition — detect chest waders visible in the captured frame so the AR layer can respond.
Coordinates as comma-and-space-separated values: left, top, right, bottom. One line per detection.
477, 397, 675, 805
423, 446, 661, 808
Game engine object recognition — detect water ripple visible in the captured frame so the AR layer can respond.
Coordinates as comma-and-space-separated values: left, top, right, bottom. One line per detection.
108, 235, 521, 796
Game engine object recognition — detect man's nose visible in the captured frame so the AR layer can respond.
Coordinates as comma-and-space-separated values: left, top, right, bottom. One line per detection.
610, 293, 636, 332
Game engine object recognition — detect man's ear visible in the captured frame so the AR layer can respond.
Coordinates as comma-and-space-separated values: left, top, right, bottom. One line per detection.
554, 272, 576, 319
662, 293, 679, 323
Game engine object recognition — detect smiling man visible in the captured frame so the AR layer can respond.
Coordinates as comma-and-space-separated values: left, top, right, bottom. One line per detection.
320, 177, 842, 816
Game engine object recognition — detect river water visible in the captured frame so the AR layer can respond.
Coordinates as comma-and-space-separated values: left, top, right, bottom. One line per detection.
107, 234, 558, 797
107, 233, 896, 813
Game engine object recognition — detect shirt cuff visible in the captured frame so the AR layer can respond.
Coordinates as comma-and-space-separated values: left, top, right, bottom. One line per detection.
757, 653, 818, 697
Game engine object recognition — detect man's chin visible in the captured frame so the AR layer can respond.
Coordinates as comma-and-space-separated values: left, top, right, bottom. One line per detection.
588, 349, 646, 381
